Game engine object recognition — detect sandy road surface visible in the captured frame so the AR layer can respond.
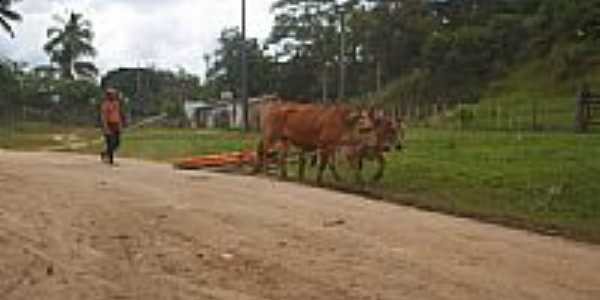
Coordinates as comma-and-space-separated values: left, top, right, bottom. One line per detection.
0, 150, 599, 300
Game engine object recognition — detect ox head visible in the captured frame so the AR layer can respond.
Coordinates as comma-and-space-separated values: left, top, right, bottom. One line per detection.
338, 107, 377, 145
370, 110, 406, 152
340, 106, 373, 129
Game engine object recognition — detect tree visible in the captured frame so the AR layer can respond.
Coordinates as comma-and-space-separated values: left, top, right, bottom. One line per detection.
101, 67, 202, 120
0, 0, 22, 38
44, 12, 97, 80
0, 59, 20, 113
206, 27, 275, 99
268, 0, 341, 100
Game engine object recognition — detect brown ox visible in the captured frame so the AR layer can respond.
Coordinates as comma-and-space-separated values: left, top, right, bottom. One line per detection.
254, 101, 371, 184
338, 111, 406, 182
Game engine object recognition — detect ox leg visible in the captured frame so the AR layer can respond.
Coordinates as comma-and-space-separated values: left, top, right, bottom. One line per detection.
298, 151, 307, 181
252, 140, 265, 174
317, 150, 330, 185
310, 152, 318, 167
354, 156, 364, 184
372, 154, 386, 182
327, 152, 342, 182
279, 140, 289, 179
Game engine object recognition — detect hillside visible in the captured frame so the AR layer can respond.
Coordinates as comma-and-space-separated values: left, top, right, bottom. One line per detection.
465, 60, 600, 131
377, 58, 600, 132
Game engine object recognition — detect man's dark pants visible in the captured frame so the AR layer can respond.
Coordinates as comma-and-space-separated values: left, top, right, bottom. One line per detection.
103, 131, 121, 164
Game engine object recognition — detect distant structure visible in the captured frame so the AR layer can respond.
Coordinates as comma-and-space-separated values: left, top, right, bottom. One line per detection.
184, 97, 266, 129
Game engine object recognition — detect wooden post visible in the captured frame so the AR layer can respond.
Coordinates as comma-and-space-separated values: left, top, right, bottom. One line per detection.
575, 84, 590, 132
532, 97, 538, 131
496, 104, 502, 130
415, 106, 420, 121
575, 94, 582, 132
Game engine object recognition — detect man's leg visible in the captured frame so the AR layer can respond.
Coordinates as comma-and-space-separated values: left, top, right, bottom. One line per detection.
113, 132, 121, 152
101, 134, 111, 163
111, 132, 121, 164
106, 133, 116, 164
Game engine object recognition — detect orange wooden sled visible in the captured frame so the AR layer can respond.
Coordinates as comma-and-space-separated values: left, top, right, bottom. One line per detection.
174, 149, 284, 170
174, 150, 257, 169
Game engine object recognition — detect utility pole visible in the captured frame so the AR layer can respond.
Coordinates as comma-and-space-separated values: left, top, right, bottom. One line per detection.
241, 0, 249, 131
322, 67, 327, 103
203, 54, 211, 85
376, 60, 382, 94
337, 4, 346, 102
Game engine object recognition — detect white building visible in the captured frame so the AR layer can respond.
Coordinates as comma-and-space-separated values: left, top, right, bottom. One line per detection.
183, 97, 266, 129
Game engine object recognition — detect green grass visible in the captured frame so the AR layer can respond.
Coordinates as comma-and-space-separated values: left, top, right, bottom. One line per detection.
0, 122, 94, 150
284, 127, 600, 242
0, 124, 255, 161
375, 128, 600, 242
80, 128, 257, 162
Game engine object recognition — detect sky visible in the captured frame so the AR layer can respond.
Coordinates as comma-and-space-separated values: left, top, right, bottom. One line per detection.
0, 0, 275, 77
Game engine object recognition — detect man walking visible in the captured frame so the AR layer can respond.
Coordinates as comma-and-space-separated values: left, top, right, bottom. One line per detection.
100, 88, 124, 165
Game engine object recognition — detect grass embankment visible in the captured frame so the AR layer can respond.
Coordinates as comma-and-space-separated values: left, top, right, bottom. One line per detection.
121, 127, 600, 243
0, 122, 95, 150
367, 59, 600, 242
377, 128, 600, 242
442, 61, 600, 132
276, 127, 599, 243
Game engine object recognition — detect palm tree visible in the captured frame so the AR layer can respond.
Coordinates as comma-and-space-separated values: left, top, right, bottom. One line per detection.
44, 12, 97, 80
0, 0, 22, 38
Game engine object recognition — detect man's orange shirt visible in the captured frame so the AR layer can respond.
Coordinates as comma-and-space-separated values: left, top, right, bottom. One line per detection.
101, 100, 122, 124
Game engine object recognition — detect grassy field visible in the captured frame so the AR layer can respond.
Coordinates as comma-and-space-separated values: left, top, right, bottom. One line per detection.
376, 128, 600, 242
1, 123, 599, 243
0, 122, 96, 150
0, 123, 255, 161
79, 128, 258, 162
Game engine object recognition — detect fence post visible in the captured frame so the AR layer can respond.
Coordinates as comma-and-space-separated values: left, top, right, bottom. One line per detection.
415, 106, 421, 121
532, 97, 538, 131
496, 104, 502, 130
575, 84, 590, 133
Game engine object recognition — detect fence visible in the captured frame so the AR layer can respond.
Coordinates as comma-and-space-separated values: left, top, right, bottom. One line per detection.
575, 86, 600, 132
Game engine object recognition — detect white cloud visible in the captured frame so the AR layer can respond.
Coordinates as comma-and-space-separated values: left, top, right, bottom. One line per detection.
0, 0, 275, 77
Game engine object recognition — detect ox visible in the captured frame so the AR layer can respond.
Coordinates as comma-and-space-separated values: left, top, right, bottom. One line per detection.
254, 101, 372, 184
338, 110, 406, 182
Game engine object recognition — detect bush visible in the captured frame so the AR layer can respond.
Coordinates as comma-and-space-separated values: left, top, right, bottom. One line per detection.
458, 106, 476, 126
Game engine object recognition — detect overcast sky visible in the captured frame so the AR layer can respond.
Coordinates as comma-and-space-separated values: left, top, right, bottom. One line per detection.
0, 0, 275, 77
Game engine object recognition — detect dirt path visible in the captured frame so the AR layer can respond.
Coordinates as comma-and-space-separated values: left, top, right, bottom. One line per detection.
1, 150, 599, 300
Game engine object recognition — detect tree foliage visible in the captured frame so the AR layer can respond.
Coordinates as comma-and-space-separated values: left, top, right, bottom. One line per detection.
241, 0, 600, 106
0, 58, 102, 124
44, 12, 97, 80
0, 0, 22, 38
205, 27, 276, 99
101, 67, 201, 119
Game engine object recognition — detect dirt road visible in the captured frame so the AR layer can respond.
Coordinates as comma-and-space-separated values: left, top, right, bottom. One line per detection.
1, 150, 599, 300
